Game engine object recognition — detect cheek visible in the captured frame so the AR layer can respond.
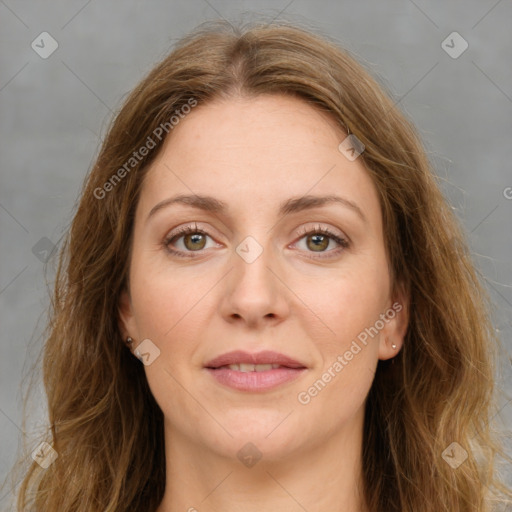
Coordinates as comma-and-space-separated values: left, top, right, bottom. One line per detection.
297, 353, 376, 430
296, 272, 383, 417
298, 261, 389, 345
295, 259, 387, 410
129, 266, 209, 425
128, 255, 208, 340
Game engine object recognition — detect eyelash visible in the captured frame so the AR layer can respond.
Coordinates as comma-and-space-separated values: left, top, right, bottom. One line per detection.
163, 223, 350, 260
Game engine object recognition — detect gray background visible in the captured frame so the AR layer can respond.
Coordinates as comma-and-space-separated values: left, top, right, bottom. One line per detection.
1, 0, 511, 508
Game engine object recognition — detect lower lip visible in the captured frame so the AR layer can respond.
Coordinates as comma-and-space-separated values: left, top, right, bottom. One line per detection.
205, 367, 307, 391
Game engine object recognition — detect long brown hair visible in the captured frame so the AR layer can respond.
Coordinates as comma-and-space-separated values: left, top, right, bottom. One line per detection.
5, 19, 511, 511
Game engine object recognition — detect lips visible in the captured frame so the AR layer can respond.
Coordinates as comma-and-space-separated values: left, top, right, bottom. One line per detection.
220, 363, 282, 372
204, 350, 307, 370
204, 350, 308, 391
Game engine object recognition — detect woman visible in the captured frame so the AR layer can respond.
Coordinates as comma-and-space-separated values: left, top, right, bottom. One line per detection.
8, 19, 511, 511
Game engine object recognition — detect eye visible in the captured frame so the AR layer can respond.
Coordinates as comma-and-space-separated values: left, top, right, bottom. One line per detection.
163, 223, 218, 258
163, 223, 350, 259
293, 224, 350, 259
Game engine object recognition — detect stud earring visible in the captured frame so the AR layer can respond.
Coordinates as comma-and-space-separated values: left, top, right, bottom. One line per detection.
391, 343, 397, 350
125, 337, 133, 346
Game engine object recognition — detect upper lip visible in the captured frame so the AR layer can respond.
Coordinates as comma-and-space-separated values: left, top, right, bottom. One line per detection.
204, 350, 307, 369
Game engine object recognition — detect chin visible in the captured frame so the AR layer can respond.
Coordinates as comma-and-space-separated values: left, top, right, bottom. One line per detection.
207, 410, 305, 458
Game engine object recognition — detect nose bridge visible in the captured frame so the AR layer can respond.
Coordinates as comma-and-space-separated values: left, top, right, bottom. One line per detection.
222, 230, 288, 325
233, 232, 277, 294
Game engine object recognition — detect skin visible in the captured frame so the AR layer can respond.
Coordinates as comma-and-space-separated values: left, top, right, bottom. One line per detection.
119, 94, 409, 512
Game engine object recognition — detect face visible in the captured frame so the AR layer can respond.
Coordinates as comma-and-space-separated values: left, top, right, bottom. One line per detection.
119, 94, 408, 461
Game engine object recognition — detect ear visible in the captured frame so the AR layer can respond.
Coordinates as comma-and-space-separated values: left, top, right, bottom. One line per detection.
118, 287, 137, 342
378, 280, 409, 361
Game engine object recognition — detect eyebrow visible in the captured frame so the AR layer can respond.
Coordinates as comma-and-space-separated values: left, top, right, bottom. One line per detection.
146, 193, 367, 224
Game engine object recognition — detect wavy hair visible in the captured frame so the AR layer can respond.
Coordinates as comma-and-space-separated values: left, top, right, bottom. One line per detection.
5, 19, 511, 512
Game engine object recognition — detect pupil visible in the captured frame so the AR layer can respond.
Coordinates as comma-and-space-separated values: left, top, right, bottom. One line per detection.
187, 233, 204, 249
310, 234, 327, 251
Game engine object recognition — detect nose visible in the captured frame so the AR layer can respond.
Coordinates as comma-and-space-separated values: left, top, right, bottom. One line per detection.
220, 236, 290, 329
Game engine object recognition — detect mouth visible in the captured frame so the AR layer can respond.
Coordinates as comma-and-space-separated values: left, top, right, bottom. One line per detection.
204, 350, 308, 391
212, 363, 295, 372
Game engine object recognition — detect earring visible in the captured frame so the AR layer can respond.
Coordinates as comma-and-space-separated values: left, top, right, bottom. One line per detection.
391, 343, 397, 350
125, 337, 133, 346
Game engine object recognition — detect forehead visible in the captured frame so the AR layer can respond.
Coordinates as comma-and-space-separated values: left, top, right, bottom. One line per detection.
137, 94, 381, 227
